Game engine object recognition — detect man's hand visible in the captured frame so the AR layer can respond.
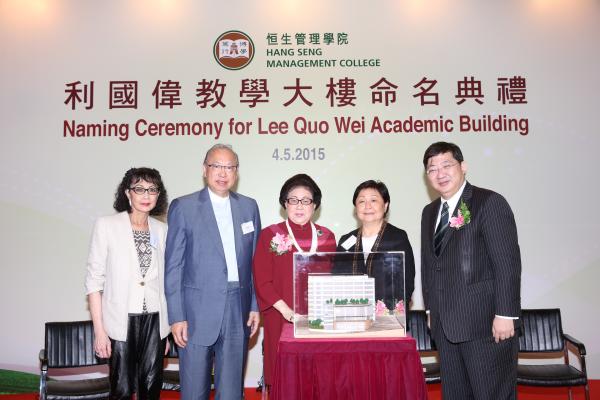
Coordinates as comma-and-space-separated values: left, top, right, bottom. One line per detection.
247, 311, 260, 337
492, 317, 515, 343
171, 321, 189, 348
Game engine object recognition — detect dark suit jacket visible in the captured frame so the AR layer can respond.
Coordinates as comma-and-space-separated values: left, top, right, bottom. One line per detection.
164, 188, 261, 346
335, 223, 416, 310
421, 182, 521, 343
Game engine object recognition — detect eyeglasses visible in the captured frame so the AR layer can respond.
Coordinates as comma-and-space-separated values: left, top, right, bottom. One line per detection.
206, 164, 238, 173
286, 197, 314, 205
426, 162, 458, 176
129, 186, 160, 195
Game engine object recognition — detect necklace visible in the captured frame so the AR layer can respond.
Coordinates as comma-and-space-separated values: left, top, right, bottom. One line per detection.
129, 214, 149, 231
130, 221, 149, 231
285, 219, 318, 253
353, 220, 387, 275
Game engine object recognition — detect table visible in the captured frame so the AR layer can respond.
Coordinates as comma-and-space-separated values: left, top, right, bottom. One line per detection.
271, 324, 427, 400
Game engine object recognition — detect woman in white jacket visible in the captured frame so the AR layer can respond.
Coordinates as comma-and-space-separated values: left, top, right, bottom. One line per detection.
85, 167, 170, 400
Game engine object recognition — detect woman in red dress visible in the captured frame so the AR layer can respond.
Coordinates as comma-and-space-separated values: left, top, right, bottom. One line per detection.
253, 174, 337, 389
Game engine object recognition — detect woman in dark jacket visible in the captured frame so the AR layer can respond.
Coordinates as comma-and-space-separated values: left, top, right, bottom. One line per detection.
335, 180, 415, 314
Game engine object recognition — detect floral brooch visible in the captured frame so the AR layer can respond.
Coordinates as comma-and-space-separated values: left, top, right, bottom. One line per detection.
449, 200, 471, 229
269, 232, 293, 255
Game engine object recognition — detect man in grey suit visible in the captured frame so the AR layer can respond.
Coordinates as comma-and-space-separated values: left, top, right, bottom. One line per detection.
165, 144, 261, 400
420, 142, 521, 399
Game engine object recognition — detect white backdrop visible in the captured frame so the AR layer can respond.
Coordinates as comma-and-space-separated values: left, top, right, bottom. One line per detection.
1, 0, 599, 383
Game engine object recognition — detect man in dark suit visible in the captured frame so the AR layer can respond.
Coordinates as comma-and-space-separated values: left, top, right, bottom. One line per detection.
420, 142, 521, 399
165, 144, 261, 400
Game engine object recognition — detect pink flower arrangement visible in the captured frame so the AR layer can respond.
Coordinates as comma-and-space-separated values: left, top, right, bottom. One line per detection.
375, 300, 406, 316
395, 300, 405, 315
269, 232, 293, 255
375, 300, 389, 316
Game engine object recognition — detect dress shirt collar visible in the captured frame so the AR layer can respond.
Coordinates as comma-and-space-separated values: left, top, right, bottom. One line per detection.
207, 187, 230, 205
441, 180, 467, 215
436, 180, 467, 226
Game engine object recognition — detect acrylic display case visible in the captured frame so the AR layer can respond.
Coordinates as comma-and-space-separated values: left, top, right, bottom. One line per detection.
293, 251, 406, 338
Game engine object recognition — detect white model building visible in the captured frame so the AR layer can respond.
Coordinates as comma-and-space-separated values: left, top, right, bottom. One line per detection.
307, 274, 375, 331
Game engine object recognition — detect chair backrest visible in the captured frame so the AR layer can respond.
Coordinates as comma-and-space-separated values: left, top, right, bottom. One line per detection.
519, 308, 565, 353
45, 320, 107, 368
407, 310, 436, 351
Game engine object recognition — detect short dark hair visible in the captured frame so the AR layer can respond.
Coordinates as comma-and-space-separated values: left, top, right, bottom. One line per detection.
422, 142, 464, 168
279, 174, 322, 209
113, 167, 168, 216
352, 180, 390, 216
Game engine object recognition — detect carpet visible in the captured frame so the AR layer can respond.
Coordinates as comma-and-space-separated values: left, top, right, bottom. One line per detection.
1, 367, 597, 400
0, 370, 38, 395
1, 385, 597, 400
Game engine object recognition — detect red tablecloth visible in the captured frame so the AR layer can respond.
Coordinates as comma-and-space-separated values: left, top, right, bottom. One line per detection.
271, 324, 427, 400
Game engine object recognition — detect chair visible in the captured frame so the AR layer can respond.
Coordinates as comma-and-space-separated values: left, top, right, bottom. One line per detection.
39, 320, 109, 400
517, 308, 589, 400
407, 310, 441, 384
162, 334, 181, 391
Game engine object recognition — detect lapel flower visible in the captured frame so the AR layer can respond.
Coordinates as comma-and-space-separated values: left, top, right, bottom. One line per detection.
269, 232, 293, 255
317, 229, 323, 237
449, 200, 471, 229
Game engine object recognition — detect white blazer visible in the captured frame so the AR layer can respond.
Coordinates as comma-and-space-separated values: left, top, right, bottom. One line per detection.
85, 211, 170, 341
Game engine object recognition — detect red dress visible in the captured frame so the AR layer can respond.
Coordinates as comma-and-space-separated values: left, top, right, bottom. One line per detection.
253, 220, 337, 386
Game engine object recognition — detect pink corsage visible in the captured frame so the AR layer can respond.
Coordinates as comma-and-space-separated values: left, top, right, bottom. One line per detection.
269, 232, 293, 255
449, 200, 471, 229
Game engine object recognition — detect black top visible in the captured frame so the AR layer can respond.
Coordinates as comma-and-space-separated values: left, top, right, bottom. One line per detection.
335, 222, 416, 311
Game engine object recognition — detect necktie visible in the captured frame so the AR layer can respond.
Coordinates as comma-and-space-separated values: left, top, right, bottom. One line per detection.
434, 202, 449, 256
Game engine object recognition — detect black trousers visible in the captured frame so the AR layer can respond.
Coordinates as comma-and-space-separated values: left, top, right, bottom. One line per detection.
434, 326, 519, 400
109, 312, 166, 400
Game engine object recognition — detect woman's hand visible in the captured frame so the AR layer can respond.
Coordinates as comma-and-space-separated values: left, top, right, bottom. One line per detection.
88, 292, 111, 358
164, 338, 170, 355
94, 329, 111, 359
273, 300, 295, 323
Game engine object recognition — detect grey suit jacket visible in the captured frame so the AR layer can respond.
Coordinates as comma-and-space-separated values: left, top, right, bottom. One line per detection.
421, 182, 521, 343
164, 188, 261, 346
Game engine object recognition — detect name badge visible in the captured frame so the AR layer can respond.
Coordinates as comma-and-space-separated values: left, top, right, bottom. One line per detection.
241, 221, 254, 235
340, 235, 357, 251
149, 232, 158, 249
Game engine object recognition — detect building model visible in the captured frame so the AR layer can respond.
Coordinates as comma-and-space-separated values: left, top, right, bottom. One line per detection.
307, 274, 375, 332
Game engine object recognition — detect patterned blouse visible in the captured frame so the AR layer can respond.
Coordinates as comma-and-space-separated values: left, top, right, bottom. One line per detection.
133, 230, 152, 313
